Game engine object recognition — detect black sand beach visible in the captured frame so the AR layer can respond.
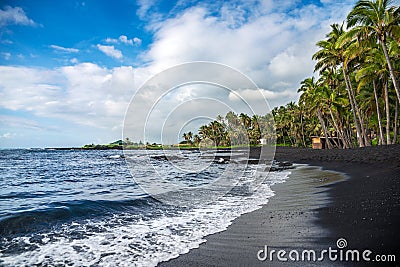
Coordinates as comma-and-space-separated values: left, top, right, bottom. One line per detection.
275, 145, 400, 262
160, 145, 400, 266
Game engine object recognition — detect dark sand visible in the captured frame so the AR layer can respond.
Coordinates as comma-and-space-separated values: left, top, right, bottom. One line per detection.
159, 145, 400, 266
275, 145, 400, 266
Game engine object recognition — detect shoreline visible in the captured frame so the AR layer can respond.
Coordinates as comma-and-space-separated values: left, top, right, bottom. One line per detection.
159, 145, 400, 266
274, 145, 400, 260
159, 165, 346, 266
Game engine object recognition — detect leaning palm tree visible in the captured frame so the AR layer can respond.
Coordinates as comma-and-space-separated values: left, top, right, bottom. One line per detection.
347, 0, 400, 103
313, 23, 367, 146
298, 77, 334, 148
356, 45, 392, 144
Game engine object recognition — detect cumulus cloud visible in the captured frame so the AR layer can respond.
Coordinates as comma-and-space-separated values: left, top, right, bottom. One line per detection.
104, 37, 118, 44
49, 45, 79, 53
119, 35, 142, 46
0, 6, 38, 27
132, 37, 142, 46
105, 35, 142, 46
96, 44, 123, 59
228, 88, 298, 109
142, 0, 355, 97
0, 64, 135, 129
143, 6, 293, 88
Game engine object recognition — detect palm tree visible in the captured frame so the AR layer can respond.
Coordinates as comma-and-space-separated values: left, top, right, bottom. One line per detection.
199, 125, 210, 140
182, 132, 192, 144
250, 115, 262, 145
298, 77, 334, 148
347, 0, 400, 103
317, 70, 353, 148
187, 131, 193, 145
272, 106, 291, 145
313, 23, 367, 146
356, 45, 391, 144
193, 134, 201, 146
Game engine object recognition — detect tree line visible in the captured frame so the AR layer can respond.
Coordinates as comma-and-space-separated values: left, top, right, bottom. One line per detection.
182, 112, 275, 147
183, 0, 399, 148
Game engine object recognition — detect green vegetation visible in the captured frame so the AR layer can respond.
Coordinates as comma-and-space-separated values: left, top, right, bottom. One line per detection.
181, 112, 275, 148
184, 0, 400, 149
82, 140, 124, 150
304, 0, 399, 147
82, 139, 146, 150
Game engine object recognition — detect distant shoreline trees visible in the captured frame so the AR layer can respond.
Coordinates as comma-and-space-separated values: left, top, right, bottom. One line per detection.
181, 112, 275, 148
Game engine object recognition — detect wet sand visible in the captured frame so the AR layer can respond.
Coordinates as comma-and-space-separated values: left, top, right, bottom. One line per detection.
159, 165, 346, 266
159, 145, 400, 266
274, 145, 400, 266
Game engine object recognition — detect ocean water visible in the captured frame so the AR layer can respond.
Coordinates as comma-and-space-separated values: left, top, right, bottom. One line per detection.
0, 149, 290, 266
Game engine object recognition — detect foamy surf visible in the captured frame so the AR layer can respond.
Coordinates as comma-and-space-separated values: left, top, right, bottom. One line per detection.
0, 150, 290, 266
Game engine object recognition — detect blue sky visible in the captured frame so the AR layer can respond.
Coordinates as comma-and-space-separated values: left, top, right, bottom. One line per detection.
1, 0, 148, 67
0, 0, 357, 148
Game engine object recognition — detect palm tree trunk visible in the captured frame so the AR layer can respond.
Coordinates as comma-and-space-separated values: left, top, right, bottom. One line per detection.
300, 113, 306, 147
347, 75, 370, 146
344, 124, 354, 148
339, 117, 352, 148
328, 107, 345, 148
346, 128, 354, 148
326, 120, 340, 148
383, 81, 391, 145
380, 38, 400, 104
343, 67, 364, 147
373, 80, 386, 145
394, 98, 398, 144
317, 109, 332, 149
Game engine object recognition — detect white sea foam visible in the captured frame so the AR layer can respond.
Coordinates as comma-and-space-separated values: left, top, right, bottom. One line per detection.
0, 168, 290, 267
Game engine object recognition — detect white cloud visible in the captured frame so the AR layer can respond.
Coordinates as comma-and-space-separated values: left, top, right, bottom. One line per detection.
2, 52, 11, 60
119, 35, 131, 45
136, 0, 157, 20
105, 37, 118, 44
141, 0, 355, 101
229, 88, 297, 101
0, 6, 38, 27
49, 45, 79, 53
133, 37, 142, 46
0, 64, 135, 130
0, 132, 11, 139
96, 44, 123, 59
119, 35, 142, 46
105, 35, 142, 46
